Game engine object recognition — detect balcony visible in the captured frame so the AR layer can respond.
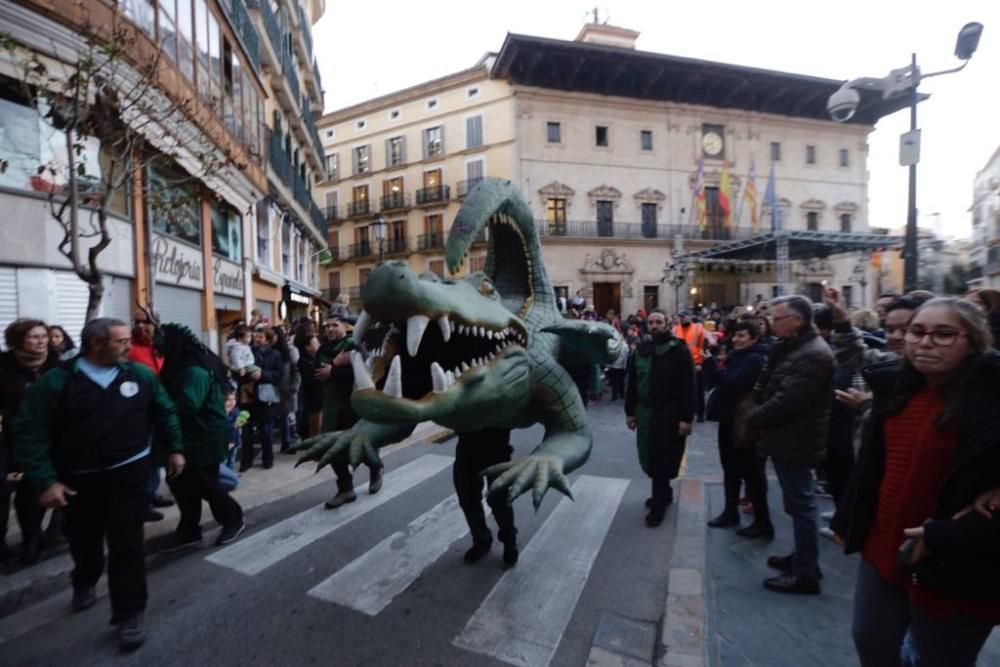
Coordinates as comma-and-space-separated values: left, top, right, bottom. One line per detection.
348, 286, 362, 299
324, 205, 339, 222
219, 0, 260, 73
347, 200, 371, 217
456, 178, 485, 199
383, 237, 409, 255
416, 185, 450, 206
309, 201, 327, 238
380, 192, 410, 211
417, 233, 445, 250
348, 242, 374, 259
534, 220, 757, 242
266, 128, 325, 236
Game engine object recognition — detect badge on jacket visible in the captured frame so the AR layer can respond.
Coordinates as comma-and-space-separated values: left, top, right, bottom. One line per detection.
120, 381, 139, 398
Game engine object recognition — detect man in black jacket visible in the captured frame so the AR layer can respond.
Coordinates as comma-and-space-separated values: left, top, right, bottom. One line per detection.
625, 309, 696, 527
747, 295, 834, 595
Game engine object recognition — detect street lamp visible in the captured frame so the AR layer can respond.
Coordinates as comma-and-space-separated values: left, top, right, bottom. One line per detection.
662, 257, 689, 314
371, 213, 387, 263
827, 22, 983, 292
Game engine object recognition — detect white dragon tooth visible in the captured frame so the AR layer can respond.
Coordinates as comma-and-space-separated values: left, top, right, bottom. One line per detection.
436, 317, 452, 342
384, 356, 403, 398
430, 362, 447, 394
457, 324, 466, 335
453, 366, 462, 378
406, 315, 430, 357
486, 330, 494, 340
351, 351, 375, 390
461, 362, 470, 372
354, 311, 371, 342
445, 370, 455, 386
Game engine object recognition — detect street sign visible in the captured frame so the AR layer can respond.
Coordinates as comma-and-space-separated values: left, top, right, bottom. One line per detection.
899, 129, 921, 166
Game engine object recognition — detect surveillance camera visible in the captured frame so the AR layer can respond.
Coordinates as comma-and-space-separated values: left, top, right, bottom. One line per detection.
827, 85, 861, 123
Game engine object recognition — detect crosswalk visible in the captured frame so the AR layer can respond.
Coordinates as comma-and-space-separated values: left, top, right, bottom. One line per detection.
207, 454, 632, 667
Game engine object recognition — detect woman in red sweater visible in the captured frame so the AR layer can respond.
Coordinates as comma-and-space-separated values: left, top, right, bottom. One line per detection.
832, 297, 1000, 667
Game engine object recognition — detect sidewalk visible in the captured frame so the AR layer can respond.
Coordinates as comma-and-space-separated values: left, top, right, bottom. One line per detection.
662, 423, 1000, 667
0, 421, 451, 620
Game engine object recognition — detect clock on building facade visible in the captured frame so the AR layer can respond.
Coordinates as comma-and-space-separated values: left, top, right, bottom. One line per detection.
702, 124, 725, 158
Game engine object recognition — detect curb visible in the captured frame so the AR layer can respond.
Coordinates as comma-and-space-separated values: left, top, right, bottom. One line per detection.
0, 422, 452, 624
658, 478, 708, 667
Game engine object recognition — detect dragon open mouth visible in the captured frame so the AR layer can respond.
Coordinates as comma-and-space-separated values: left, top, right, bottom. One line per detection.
350, 312, 528, 402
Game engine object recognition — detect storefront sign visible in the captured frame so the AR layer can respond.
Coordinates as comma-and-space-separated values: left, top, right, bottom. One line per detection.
213, 257, 245, 297
152, 233, 203, 289
289, 292, 311, 305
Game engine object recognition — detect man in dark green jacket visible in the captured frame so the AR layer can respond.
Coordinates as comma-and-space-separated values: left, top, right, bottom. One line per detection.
156, 324, 244, 551
14, 318, 184, 651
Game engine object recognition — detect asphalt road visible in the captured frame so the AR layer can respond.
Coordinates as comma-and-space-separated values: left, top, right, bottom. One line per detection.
1, 400, 677, 667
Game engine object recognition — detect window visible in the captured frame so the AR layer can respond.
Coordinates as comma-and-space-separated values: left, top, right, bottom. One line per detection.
806, 145, 816, 165
423, 126, 444, 159
807, 211, 819, 230
840, 213, 852, 233
230, 54, 242, 141
177, 0, 194, 81
466, 159, 484, 182
839, 148, 849, 167
546, 198, 566, 234
643, 285, 659, 312
280, 218, 291, 275
325, 153, 339, 180
595, 125, 608, 147
386, 136, 406, 167
596, 200, 613, 236
327, 270, 341, 292
423, 168, 441, 188
355, 119, 366, 131
641, 203, 658, 237
256, 204, 273, 267
325, 128, 335, 138
842, 285, 854, 309
352, 184, 369, 203
425, 98, 438, 110
353, 145, 370, 174
770, 141, 781, 161
210, 200, 241, 261
466, 87, 480, 99
159, 0, 177, 63
703, 187, 727, 239
466, 115, 483, 149
383, 177, 404, 208
424, 214, 443, 235
207, 12, 221, 113
640, 130, 653, 151
546, 121, 561, 144
296, 232, 306, 282
121, 0, 155, 36
429, 259, 445, 278
388, 109, 400, 121
148, 163, 200, 245
469, 255, 486, 272
359, 266, 371, 286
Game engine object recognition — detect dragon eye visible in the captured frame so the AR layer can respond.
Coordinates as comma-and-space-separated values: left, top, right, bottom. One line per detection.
479, 279, 495, 296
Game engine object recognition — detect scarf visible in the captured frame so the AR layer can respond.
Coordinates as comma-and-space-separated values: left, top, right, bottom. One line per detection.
14, 348, 48, 374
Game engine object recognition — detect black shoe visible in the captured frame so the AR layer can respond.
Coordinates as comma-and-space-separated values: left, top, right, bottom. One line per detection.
215, 521, 246, 546
368, 467, 384, 495
767, 553, 823, 579
501, 540, 518, 568
324, 490, 356, 509
161, 535, 202, 553
262, 461, 273, 470
644, 497, 653, 509
645, 507, 665, 527
71, 586, 97, 612
763, 574, 821, 595
142, 510, 164, 523
238, 463, 252, 473
707, 510, 740, 528
151, 495, 175, 508
736, 521, 775, 540
118, 612, 146, 650
464, 541, 492, 564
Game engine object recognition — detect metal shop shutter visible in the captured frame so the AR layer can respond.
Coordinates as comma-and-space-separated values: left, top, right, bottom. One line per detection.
0, 268, 17, 350
54, 271, 91, 346
154, 284, 203, 333
102, 276, 134, 324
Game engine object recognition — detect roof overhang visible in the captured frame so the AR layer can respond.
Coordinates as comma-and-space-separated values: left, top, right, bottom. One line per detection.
492, 33, 918, 125
678, 231, 903, 262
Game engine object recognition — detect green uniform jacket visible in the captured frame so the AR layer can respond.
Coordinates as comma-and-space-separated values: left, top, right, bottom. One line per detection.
13, 361, 183, 492
168, 366, 229, 469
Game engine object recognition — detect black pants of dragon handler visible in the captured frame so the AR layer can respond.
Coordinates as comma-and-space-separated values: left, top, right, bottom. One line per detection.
62, 457, 149, 624
167, 464, 244, 541
453, 429, 516, 548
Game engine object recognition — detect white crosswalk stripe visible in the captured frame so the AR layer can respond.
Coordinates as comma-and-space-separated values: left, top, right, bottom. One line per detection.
453, 475, 630, 667
206, 454, 454, 575
308, 494, 470, 615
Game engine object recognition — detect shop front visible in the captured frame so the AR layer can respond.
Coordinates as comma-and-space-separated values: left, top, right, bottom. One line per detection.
150, 232, 205, 334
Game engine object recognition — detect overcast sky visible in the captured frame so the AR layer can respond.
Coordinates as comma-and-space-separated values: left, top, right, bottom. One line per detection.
313, 0, 1000, 239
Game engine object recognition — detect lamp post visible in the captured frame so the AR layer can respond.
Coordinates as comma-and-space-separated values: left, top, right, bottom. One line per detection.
663, 257, 689, 315
826, 22, 982, 292
371, 213, 387, 263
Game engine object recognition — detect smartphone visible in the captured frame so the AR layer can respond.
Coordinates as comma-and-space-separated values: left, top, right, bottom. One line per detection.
896, 537, 918, 565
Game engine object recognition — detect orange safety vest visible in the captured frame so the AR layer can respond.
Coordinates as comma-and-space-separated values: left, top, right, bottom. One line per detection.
672, 323, 704, 365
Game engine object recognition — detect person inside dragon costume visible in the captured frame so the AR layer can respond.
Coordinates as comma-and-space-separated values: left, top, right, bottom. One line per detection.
295, 179, 624, 554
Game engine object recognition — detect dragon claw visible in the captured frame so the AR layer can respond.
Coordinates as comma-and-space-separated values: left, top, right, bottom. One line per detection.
484, 455, 568, 509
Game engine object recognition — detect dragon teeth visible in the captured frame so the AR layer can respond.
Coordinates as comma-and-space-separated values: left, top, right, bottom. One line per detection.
351, 351, 374, 390
406, 315, 430, 357
430, 362, 447, 394
446, 370, 455, 386
436, 317, 452, 342
384, 356, 402, 398
461, 362, 470, 372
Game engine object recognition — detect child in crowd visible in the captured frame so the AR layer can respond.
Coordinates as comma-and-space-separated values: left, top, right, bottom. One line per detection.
224, 389, 251, 468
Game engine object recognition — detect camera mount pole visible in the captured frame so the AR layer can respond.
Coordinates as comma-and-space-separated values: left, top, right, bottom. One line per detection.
903, 52, 919, 292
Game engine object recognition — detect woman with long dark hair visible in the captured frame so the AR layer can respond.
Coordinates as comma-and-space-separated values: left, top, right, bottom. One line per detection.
832, 297, 1000, 666
47, 325, 77, 361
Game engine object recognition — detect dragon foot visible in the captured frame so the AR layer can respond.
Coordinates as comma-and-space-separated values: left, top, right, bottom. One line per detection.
484, 455, 573, 510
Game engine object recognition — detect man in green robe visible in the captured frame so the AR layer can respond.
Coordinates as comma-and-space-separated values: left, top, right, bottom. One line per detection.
625, 309, 696, 526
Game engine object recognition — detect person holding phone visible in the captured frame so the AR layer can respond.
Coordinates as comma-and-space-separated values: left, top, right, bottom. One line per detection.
832, 298, 1000, 666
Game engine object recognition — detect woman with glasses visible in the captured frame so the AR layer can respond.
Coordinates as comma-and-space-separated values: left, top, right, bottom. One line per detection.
832, 297, 1000, 666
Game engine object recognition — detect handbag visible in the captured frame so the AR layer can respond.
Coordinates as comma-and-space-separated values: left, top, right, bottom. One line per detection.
256, 382, 280, 404
731, 394, 759, 449
218, 463, 239, 492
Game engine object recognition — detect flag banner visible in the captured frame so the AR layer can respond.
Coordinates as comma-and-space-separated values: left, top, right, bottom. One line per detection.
317, 248, 334, 265
870, 248, 882, 270
743, 158, 758, 232
763, 163, 778, 231
719, 161, 732, 229
693, 158, 707, 231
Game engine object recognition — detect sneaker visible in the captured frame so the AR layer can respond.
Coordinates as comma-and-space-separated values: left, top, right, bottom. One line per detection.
215, 521, 246, 546
767, 553, 823, 579
324, 490, 357, 510
142, 509, 164, 523
161, 535, 202, 553
368, 467, 384, 495
820, 526, 839, 541
118, 612, 146, 650
763, 574, 821, 595
821, 510, 835, 522
71, 586, 97, 612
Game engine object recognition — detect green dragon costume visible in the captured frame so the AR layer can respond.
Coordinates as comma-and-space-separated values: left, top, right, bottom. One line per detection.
297, 179, 623, 508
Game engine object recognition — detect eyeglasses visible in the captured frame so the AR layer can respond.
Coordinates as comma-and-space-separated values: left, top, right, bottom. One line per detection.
133, 320, 152, 325
772, 314, 798, 323
903, 327, 966, 347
